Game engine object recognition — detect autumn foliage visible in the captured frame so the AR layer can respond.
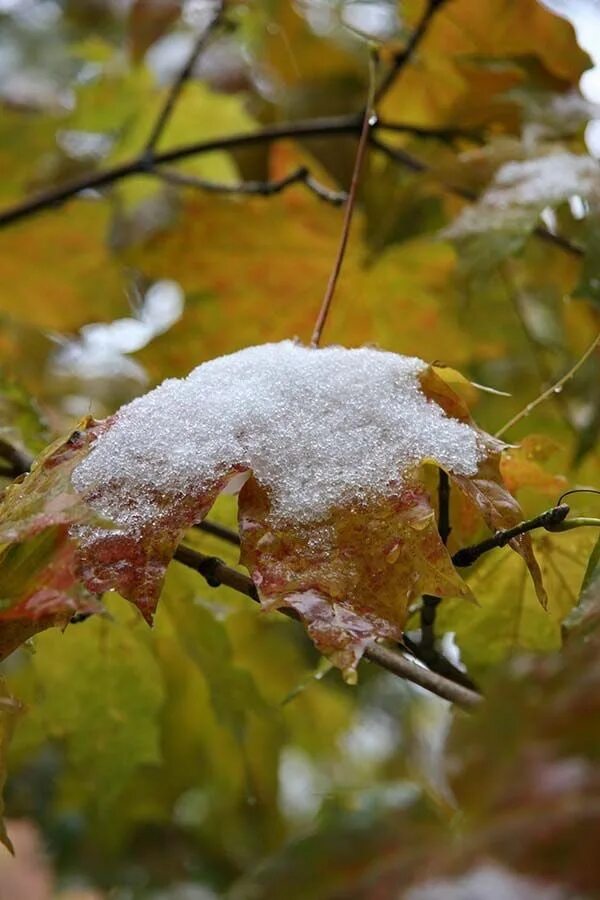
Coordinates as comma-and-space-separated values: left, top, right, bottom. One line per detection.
0, 0, 599, 897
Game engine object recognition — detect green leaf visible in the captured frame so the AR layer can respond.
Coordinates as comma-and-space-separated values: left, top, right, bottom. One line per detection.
27, 608, 164, 814
163, 565, 273, 741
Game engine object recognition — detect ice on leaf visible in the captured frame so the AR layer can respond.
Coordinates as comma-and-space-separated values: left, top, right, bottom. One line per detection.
0, 342, 546, 669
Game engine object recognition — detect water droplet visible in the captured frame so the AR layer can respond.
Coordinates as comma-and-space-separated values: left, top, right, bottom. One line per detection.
342, 667, 358, 686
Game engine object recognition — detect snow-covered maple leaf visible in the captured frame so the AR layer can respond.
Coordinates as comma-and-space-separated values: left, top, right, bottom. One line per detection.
0, 342, 545, 669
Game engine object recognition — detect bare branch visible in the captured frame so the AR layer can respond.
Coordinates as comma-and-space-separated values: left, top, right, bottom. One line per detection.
375, 0, 449, 103
0, 116, 586, 262
452, 504, 571, 568
0, 439, 32, 480
152, 165, 347, 206
310, 51, 378, 347
173, 544, 481, 709
144, 1, 225, 154
402, 632, 479, 693
0, 114, 362, 229
193, 519, 240, 546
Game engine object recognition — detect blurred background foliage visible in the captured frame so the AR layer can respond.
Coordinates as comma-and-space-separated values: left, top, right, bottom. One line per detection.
0, 0, 599, 897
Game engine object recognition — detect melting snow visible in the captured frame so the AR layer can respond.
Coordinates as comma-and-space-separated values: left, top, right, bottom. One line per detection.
72, 341, 484, 527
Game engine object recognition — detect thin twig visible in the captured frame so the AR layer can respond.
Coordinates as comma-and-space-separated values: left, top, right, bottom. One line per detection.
499, 262, 578, 437
172, 544, 481, 709
375, 0, 448, 103
495, 332, 600, 438
144, 1, 225, 154
310, 52, 378, 347
194, 519, 240, 546
452, 504, 570, 568
153, 164, 347, 205
419, 470, 450, 653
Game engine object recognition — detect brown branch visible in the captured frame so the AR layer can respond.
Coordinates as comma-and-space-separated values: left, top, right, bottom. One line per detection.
193, 519, 240, 546
310, 52, 378, 347
0, 440, 32, 480
172, 544, 481, 709
402, 632, 479, 693
152, 164, 347, 206
495, 332, 600, 438
0, 114, 363, 229
452, 503, 570, 568
419, 470, 450, 660
144, 1, 225, 154
375, 0, 448, 103
0, 118, 585, 261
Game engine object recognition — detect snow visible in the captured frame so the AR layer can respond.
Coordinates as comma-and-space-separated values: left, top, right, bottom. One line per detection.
72, 341, 484, 528
447, 152, 599, 237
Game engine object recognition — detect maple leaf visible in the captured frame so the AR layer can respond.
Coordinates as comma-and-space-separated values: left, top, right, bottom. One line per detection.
0, 342, 546, 670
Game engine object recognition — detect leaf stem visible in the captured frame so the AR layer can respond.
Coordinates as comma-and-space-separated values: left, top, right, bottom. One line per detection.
495, 333, 600, 438
310, 50, 378, 347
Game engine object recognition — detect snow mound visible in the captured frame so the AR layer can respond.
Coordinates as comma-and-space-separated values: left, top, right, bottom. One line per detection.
72, 341, 484, 526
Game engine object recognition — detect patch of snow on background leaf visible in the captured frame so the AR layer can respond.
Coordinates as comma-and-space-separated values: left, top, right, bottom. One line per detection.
72, 341, 485, 527
446, 152, 600, 237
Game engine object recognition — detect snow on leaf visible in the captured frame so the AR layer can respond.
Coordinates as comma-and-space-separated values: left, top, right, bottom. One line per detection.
447, 152, 600, 239
444, 152, 600, 269
0, 342, 547, 670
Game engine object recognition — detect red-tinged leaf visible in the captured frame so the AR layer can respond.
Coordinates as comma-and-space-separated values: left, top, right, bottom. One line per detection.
0, 421, 107, 657
0, 343, 547, 669
238, 475, 472, 674
0, 418, 107, 546
0, 527, 101, 660
75, 468, 243, 623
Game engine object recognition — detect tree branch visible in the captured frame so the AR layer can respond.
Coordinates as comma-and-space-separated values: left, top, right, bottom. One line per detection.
152, 164, 347, 206
0, 118, 584, 262
419, 470, 450, 654
0, 114, 363, 229
375, 0, 448, 103
452, 503, 571, 568
144, 1, 225, 154
172, 544, 481, 709
193, 519, 240, 546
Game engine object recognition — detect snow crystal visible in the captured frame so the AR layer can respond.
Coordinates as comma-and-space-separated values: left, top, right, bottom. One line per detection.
71, 341, 484, 528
